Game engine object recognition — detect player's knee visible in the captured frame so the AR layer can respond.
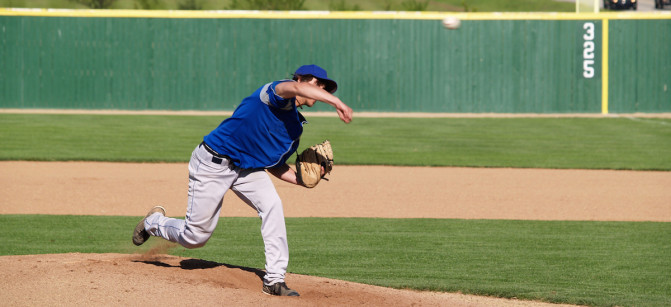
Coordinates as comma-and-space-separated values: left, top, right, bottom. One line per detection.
181, 240, 208, 249
179, 228, 211, 249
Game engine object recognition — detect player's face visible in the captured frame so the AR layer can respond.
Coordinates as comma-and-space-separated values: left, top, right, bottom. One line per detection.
296, 77, 326, 108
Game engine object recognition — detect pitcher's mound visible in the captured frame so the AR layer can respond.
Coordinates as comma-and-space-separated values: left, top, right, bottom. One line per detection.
0, 252, 579, 307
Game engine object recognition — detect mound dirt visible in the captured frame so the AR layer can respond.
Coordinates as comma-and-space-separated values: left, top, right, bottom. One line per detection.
0, 252, 578, 307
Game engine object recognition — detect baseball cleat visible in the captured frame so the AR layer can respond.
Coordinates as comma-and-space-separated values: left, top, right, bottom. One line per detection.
132, 205, 166, 246
262, 282, 300, 296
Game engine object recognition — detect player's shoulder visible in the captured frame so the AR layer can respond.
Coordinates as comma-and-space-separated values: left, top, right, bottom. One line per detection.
260, 79, 293, 94
260, 80, 295, 110
270, 79, 295, 90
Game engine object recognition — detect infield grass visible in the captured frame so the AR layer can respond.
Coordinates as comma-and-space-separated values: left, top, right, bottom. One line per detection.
0, 215, 669, 307
1, 114, 670, 170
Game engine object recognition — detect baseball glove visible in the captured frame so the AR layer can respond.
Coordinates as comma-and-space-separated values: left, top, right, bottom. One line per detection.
295, 140, 333, 188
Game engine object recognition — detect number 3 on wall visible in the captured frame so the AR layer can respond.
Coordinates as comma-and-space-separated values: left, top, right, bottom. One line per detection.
583, 22, 595, 79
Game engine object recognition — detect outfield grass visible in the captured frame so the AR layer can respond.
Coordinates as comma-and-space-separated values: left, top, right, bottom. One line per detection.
1, 114, 670, 170
0, 215, 669, 306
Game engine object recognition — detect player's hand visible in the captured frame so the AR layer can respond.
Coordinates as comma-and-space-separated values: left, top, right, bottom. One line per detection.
336, 103, 353, 123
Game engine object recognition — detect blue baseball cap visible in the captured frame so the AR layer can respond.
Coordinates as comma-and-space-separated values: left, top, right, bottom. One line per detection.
294, 64, 338, 94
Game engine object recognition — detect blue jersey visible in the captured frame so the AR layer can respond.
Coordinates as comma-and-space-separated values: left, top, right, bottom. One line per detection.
203, 80, 306, 169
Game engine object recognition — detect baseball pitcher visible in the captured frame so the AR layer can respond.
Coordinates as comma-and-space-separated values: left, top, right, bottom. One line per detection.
132, 64, 353, 296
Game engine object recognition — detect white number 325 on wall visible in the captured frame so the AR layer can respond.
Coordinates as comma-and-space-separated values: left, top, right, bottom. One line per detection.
583, 22, 595, 79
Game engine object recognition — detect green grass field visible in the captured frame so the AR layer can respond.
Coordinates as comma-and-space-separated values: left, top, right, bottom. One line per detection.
1, 113, 670, 306
1, 114, 670, 170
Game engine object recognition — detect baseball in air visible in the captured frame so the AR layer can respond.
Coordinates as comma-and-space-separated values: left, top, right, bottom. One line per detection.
442, 16, 461, 30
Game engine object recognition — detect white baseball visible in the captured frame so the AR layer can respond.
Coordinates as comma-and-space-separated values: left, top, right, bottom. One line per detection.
442, 16, 461, 30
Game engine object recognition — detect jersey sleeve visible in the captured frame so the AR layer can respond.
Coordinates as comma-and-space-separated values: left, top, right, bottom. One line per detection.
260, 80, 295, 110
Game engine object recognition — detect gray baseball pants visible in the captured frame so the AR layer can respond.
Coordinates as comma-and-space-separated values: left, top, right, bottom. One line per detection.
144, 143, 289, 285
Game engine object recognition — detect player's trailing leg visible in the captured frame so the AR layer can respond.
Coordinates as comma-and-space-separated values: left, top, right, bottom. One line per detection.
132, 206, 166, 246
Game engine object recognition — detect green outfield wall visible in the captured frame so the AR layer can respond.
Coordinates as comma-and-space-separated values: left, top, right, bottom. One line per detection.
0, 10, 669, 113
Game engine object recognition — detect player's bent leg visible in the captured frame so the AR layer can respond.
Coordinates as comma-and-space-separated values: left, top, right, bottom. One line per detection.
170, 143, 237, 248
144, 211, 219, 249
178, 222, 214, 248
139, 144, 238, 249
144, 213, 180, 242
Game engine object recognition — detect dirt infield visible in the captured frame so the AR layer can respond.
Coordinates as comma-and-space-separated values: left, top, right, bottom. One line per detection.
1, 161, 670, 306
2, 161, 669, 221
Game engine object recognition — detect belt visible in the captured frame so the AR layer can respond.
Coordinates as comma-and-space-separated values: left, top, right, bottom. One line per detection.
200, 142, 232, 165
